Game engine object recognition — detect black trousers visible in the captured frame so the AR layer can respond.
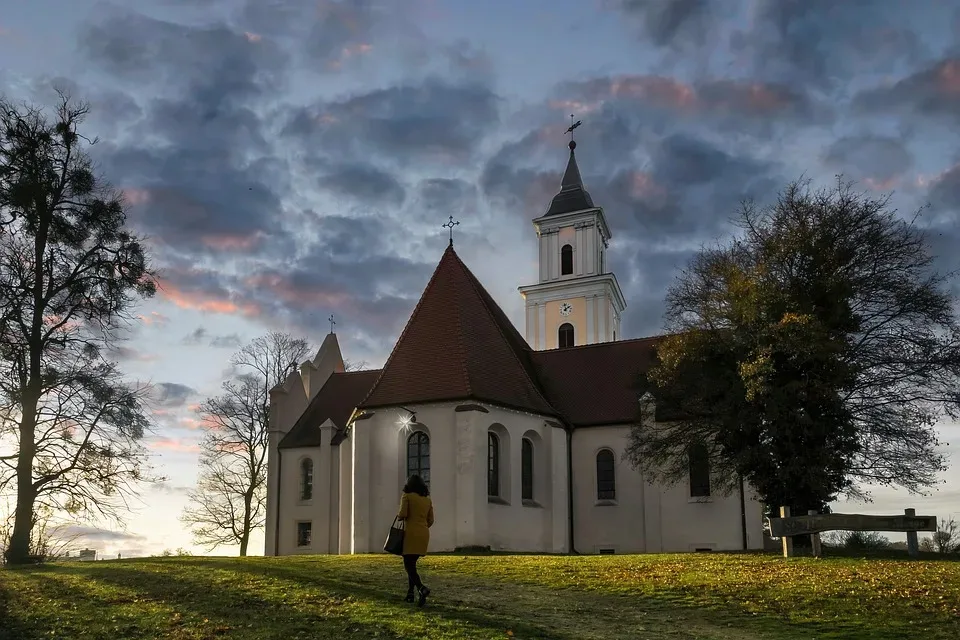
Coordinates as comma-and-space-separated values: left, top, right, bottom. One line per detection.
403, 554, 423, 591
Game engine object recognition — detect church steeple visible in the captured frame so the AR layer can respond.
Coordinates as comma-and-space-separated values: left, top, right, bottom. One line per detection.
545, 140, 595, 216
518, 133, 626, 350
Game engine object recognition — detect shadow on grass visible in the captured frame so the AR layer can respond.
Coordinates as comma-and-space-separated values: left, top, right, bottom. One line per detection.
221, 559, 571, 640
0, 577, 33, 639
41, 562, 409, 639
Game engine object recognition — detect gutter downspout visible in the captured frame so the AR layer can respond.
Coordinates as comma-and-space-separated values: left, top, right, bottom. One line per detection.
738, 473, 747, 550
565, 425, 579, 555
274, 449, 282, 557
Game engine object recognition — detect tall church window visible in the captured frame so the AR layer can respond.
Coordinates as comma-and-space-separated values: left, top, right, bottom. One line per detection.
521, 438, 534, 501
299, 458, 313, 500
561, 244, 573, 275
596, 449, 616, 500
558, 323, 575, 348
407, 431, 430, 486
488, 432, 500, 497
689, 443, 711, 498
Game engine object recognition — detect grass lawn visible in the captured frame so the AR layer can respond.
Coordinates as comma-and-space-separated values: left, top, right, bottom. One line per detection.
1, 552, 959, 639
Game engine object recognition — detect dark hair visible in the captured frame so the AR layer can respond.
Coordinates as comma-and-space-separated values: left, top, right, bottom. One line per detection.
403, 474, 429, 497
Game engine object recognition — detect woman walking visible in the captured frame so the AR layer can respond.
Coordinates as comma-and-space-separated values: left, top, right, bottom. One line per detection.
396, 474, 434, 606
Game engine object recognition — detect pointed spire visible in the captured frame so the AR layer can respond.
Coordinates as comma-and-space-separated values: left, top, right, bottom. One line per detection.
545, 140, 595, 216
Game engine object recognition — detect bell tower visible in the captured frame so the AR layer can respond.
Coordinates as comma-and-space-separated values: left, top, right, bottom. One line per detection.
518, 137, 626, 350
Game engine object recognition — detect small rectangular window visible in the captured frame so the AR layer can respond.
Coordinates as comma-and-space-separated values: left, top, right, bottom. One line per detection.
297, 521, 312, 547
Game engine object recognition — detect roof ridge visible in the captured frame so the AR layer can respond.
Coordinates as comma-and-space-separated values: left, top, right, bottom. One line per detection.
450, 252, 474, 399
535, 334, 667, 354
452, 252, 559, 417
356, 248, 453, 408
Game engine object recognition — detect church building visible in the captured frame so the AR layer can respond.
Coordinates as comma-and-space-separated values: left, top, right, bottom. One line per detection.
265, 139, 766, 556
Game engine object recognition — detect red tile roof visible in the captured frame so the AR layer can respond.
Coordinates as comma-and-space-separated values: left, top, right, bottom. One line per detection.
357, 245, 559, 417
530, 337, 664, 426
278, 369, 382, 449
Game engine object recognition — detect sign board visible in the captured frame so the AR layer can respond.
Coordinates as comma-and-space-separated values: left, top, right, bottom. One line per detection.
768, 512, 937, 537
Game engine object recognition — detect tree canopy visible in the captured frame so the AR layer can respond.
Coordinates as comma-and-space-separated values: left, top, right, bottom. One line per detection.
626, 180, 960, 513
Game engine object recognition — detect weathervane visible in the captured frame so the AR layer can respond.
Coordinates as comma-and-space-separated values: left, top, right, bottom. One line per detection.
442, 215, 460, 246
565, 114, 582, 146
328, 314, 336, 334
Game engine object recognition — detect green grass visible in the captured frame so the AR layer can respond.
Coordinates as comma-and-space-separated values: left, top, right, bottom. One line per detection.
1, 552, 958, 639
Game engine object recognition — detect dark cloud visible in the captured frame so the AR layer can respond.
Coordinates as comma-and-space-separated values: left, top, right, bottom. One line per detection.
183, 327, 244, 349
314, 161, 406, 206
822, 135, 913, 185
282, 79, 501, 167
929, 165, 960, 213
853, 58, 960, 124
154, 383, 197, 408
733, 0, 928, 90
78, 8, 292, 258
211, 333, 243, 349
412, 178, 479, 224
613, 0, 710, 47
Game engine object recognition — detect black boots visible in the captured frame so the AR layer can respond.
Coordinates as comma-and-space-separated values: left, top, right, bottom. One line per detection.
404, 588, 414, 603
417, 585, 430, 608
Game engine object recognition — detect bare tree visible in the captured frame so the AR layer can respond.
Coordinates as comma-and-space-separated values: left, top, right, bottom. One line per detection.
343, 358, 369, 371
0, 91, 157, 565
181, 332, 310, 555
932, 517, 959, 554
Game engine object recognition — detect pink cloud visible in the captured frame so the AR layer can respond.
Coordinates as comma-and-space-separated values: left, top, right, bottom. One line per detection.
156, 277, 260, 317
936, 59, 960, 95
150, 437, 201, 454
244, 32, 262, 43
137, 311, 170, 327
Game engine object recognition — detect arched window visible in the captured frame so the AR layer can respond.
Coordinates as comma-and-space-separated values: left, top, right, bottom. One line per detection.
521, 438, 534, 501
558, 323, 574, 349
406, 431, 430, 486
300, 458, 314, 500
689, 443, 711, 498
561, 244, 574, 275
596, 449, 616, 500
488, 432, 500, 497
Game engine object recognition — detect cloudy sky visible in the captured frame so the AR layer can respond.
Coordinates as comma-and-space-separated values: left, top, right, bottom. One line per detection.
2, 0, 960, 556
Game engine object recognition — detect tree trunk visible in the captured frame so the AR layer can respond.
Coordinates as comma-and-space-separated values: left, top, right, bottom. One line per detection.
239, 491, 253, 557
5, 392, 40, 565
7, 198, 49, 566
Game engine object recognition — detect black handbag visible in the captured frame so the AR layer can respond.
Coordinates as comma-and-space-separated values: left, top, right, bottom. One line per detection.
383, 516, 405, 555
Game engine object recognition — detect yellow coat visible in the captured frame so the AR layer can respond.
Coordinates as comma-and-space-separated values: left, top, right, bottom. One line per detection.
397, 492, 434, 556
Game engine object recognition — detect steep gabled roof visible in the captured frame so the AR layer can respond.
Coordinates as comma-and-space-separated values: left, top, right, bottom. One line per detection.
544, 140, 595, 216
358, 245, 558, 417
279, 369, 381, 449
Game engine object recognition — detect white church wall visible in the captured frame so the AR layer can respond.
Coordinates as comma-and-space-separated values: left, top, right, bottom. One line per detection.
571, 426, 649, 553
571, 424, 766, 554
482, 407, 568, 553
656, 480, 765, 552
265, 373, 308, 557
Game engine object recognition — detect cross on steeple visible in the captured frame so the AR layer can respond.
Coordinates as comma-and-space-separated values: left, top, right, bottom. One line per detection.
328, 314, 336, 334
565, 114, 582, 144
442, 215, 460, 246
